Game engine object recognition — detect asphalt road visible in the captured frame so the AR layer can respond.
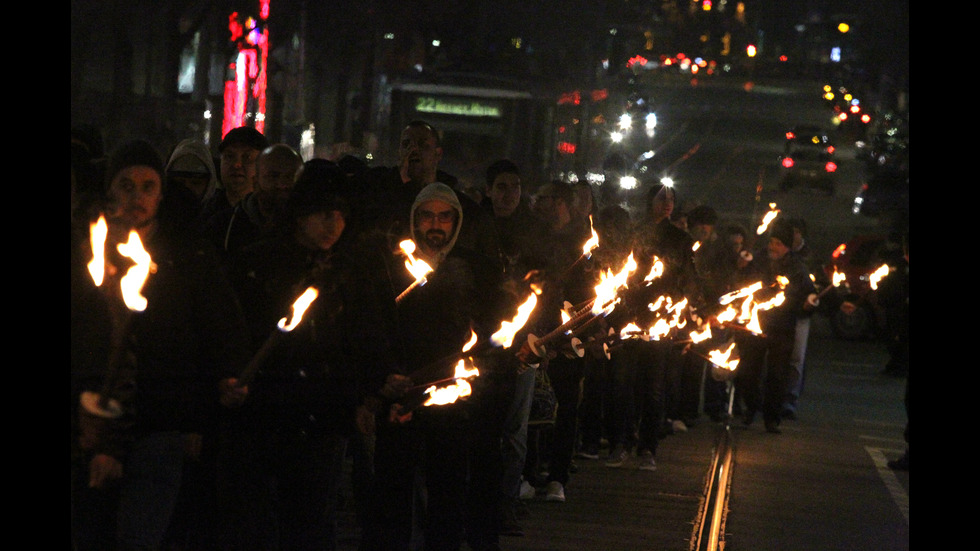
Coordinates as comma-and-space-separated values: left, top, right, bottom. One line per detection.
334, 315, 909, 551
591, 73, 887, 273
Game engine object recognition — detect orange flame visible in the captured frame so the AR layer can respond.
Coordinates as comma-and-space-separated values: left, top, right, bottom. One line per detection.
422, 358, 480, 406
831, 243, 846, 259
832, 267, 846, 287
690, 322, 712, 343
582, 216, 600, 256
643, 256, 664, 283
400, 239, 433, 282
592, 252, 636, 315
869, 264, 890, 290
619, 322, 643, 340
745, 292, 785, 334
719, 281, 763, 305
462, 329, 478, 353
491, 294, 538, 348
87, 215, 108, 286
756, 203, 780, 235
116, 230, 154, 312
716, 305, 737, 324
645, 296, 689, 340
707, 342, 739, 371
278, 286, 319, 331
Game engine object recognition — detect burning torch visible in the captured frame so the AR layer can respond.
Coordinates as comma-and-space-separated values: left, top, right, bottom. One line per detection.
235, 285, 320, 388
80, 214, 156, 419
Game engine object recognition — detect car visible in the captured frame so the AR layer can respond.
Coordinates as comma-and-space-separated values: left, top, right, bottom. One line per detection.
779, 126, 837, 195
852, 165, 908, 218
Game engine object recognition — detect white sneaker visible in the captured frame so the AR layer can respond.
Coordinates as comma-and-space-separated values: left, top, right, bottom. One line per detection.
519, 479, 536, 500
544, 481, 566, 502
605, 446, 629, 468
638, 451, 657, 471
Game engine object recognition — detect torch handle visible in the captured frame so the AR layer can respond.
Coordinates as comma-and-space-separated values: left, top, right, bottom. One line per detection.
396, 276, 426, 303
236, 330, 283, 388
97, 299, 137, 410
816, 282, 839, 299
407, 340, 498, 387
528, 300, 606, 355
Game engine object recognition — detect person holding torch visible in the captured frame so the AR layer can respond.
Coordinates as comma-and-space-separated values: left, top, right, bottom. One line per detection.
71, 140, 251, 551
218, 159, 399, 551
362, 182, 518, 551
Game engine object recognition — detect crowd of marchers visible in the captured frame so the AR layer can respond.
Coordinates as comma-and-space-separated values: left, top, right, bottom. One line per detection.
71, 120, 855, 551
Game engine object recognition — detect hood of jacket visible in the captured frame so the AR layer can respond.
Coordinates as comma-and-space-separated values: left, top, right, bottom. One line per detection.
166, 138, 219, 202
410, 182, 463, 268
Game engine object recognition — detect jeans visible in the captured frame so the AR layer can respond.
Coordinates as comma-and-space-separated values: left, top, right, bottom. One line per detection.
501, 367, 535, 499
783, 317, 811, 413
116, 431, 185, 551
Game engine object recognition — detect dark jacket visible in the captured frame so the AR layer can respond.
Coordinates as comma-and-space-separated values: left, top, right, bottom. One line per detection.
744, 250, 814, 338
234, 234, 396, 435
126, 231, 251, 435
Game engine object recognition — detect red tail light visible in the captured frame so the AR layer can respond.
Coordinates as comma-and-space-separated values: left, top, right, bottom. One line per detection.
826, 145, 835, 155
782, 157, 794, 168
825, 161, 837, 173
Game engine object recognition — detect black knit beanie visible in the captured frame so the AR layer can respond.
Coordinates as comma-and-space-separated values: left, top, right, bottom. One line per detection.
104, 140, 165, 191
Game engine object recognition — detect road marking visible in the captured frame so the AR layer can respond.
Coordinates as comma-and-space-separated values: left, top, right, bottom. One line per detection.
854, 418, 904, 429
826, 360, 881, 367
859, 434, 905, 445
866, 446, 909, 523
831, 373, 878, 381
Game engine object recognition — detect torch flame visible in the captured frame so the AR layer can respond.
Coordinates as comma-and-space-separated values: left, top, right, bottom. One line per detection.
116, 230, 154, 312
690, 323, 712, 343
423, 358, 480, 406
491, 294, 537, 348
619, 322, 642, 340
719, 281, 763, 305
581, 217, 600, 257
716, 305, 737, 324
87, 215, 108, 286
649, 318, 671, 341
461, 329, 479, 352
644, 296, 689, 340
756, 203, 780, 235
400, 239, 433, 281
643, 256, 664, 283
592, 252, 636, 315
278, 286, 319, 331
832, 268, 846, 287
869, 264, 891, 290
745, 292, 785, 334
707, 342, 739, 371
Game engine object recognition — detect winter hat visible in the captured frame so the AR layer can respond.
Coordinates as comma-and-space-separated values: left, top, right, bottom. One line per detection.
218, 126, 268, 154
286, 159, 350, 220
768, 218, 795, 248
687, 205, 718, 227
104, 140, 165, 190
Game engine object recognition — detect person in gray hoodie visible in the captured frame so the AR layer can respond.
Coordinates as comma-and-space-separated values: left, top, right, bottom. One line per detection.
164, 138, 219, 231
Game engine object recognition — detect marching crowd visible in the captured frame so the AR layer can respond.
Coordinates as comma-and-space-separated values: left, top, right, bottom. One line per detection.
72, 120, 834, 551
